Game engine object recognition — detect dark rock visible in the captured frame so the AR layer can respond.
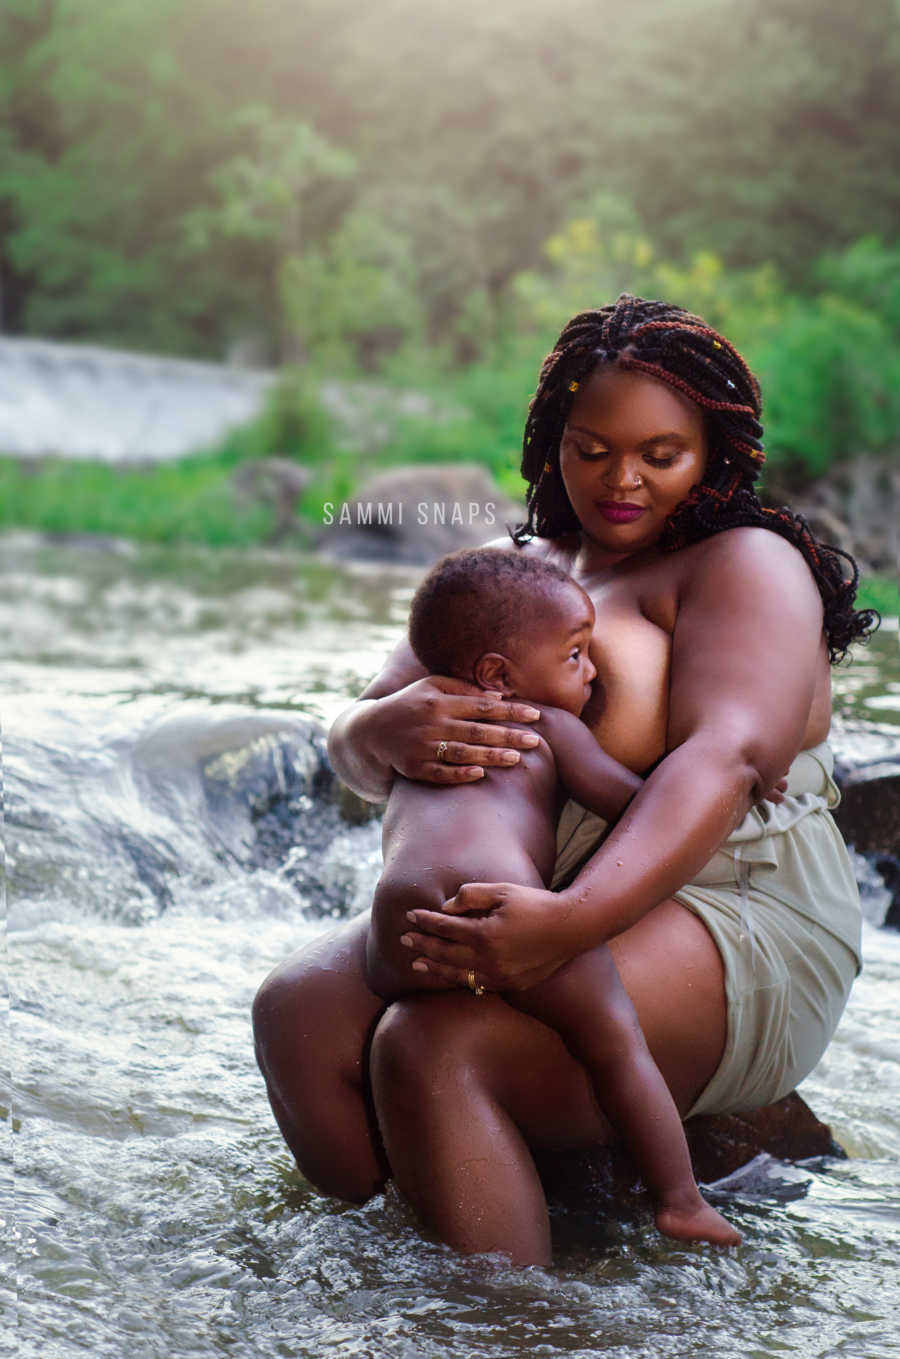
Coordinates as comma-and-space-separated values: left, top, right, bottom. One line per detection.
766, 452, 898, 575
832, 759, 900, 857
831, 745, 900, 928
877, 855, 900, 929
320, 463, 523, 564
683, 1091, 845, 1182
535, 1092, 843, 1203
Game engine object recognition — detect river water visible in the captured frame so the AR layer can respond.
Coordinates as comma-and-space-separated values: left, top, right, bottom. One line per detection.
5, 532, 900, 1359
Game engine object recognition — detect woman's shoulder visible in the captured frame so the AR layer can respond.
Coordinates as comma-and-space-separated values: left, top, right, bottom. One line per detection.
482, 532, 580, 569
678, 525, 818, 579
671, 527, 824, 622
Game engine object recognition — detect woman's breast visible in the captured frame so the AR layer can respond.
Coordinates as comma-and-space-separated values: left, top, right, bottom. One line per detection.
583, 604, 672, 774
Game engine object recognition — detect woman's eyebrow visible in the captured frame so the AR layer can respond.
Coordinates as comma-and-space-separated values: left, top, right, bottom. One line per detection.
564, 426, 690, 446
641, 433, 691, 447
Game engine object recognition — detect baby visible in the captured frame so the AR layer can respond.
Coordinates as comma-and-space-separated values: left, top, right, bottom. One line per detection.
365, 547, 739, 1247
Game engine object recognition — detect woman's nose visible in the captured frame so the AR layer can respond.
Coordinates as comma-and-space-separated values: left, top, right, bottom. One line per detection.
602, 456, 642, 491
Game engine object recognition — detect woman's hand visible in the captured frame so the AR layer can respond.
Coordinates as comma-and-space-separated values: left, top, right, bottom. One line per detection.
761, 775, 789, 806
370, 676, 541, 784
399, 882, 579, 992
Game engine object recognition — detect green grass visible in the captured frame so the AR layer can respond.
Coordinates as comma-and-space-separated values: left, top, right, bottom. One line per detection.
0, 451, 276, 547
857, 573, 900, 619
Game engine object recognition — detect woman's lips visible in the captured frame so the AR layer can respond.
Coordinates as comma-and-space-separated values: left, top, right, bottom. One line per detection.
595, 501, 645, 523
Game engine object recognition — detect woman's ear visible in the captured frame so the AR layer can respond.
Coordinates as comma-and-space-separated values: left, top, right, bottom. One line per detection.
473, 652, 514, 694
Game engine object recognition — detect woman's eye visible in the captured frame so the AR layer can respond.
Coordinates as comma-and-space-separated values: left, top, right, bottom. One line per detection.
645, 452, 680, 467
565, 436, 607, 458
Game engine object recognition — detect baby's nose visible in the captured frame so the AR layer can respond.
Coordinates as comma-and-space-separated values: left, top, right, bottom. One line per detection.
585, 656, 598, 682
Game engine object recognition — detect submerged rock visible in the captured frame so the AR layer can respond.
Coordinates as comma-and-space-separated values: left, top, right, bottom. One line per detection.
684, 1091, 845, 1182
535, 1092, 843, 1204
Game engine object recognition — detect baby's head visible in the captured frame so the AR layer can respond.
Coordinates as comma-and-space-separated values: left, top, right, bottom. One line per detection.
408, 548, 596, 716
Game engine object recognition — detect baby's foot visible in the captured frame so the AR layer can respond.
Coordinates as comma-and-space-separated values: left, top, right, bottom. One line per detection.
655, 1195, 741, 1247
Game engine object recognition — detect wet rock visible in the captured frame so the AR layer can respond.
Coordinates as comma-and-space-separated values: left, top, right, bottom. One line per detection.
535, 1092, 843, 1202
831, 735, 900, 928
201, 719, 385, 915
320, 463, 523, 564
876, 855, 900, 930
765, 453, 898, 575
683, 1091, 845, 1182
335, 782, 385, 826
832, 753, 900, 918
832, 759, 900, 858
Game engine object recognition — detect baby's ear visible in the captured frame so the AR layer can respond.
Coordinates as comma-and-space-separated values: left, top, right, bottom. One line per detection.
473, 652, 513, 695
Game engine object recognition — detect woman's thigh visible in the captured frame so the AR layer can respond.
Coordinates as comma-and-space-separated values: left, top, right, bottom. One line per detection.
252, 894, 727, 1189
374, 898, 728, 1151
608, 898, 728, 1116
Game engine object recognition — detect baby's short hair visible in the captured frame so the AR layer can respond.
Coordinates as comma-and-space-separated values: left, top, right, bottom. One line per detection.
408, 547, 578, 679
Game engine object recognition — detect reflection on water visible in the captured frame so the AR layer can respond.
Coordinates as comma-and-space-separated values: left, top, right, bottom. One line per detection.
4, 533, 900, 1359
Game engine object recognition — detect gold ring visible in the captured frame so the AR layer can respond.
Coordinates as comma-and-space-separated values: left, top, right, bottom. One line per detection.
436, 740, 449, 763
466, 968, 485, 997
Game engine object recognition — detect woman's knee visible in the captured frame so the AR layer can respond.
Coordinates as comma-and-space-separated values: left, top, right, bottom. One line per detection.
252, 934, 389, 1203
252, 932, 381, 1090
370, 994, 505, 1110
252, 961, 316, 1072
370, 995, 611, 1153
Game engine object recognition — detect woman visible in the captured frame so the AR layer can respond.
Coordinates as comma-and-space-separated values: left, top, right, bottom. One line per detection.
253, 295, 875, 1266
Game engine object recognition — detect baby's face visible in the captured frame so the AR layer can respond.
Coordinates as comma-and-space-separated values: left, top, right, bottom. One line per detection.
508, 585, 597, 716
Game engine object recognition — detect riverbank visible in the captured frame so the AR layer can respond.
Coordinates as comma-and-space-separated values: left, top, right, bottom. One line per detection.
1, 451, 896, 616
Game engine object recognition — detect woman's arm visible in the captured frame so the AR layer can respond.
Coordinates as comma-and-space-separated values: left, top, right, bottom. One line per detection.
401, 529, 826, 987
327, 636, 543, 801
562, 527, 824, 942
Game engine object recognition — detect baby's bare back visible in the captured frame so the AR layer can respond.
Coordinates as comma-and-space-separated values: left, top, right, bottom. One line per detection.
367, 750, 559, 997
383, 751, 559, 900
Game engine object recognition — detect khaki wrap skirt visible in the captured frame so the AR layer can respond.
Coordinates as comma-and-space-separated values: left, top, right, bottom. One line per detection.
552, 742, 863, 1117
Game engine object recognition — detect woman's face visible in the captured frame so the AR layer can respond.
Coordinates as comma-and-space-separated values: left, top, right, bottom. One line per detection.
559, 365, 708, 565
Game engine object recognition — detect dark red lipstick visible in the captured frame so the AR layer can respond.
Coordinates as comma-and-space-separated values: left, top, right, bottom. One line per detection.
595, 501, 645, 523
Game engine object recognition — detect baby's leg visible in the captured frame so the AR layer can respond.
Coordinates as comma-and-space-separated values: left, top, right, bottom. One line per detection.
506, 949, 740, 1246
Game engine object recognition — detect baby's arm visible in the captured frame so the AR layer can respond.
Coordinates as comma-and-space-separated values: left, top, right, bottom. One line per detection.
536, 706, 643, 821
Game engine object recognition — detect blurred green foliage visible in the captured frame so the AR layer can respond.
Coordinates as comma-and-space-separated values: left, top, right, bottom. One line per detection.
1, 0, 898, 506
0, 450, 274, 544
856, 574, 900, 619
4, 0, 900, 360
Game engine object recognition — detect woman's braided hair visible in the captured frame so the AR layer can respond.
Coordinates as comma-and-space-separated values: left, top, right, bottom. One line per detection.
513, 294, 878, 662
